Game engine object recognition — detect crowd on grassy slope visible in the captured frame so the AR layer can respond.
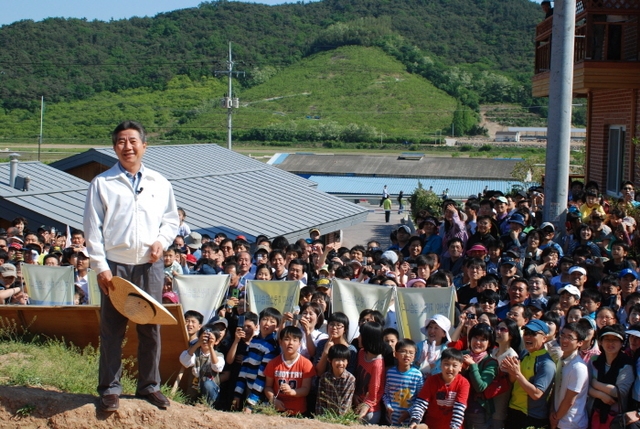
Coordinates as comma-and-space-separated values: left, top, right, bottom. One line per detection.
2, 178, 640, 427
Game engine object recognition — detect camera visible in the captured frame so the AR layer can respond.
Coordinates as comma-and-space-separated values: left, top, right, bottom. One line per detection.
237, 315, 245, 327
467, 313, 476, 319
293, 314, 302, 321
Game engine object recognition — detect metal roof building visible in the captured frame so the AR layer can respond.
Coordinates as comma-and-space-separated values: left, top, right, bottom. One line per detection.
271, 153, 522, 180
48, 144, 368, 241
0, 161, 89, 230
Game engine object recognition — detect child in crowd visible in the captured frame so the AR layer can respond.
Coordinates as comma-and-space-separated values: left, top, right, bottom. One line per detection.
179, 324, 225, 405
550, 322, 589, 429
408, 348, 470, 429
184, 310, 204, 345
528, 274, 549, 305
263, 326, 316, 416
218, 311, 258, 411
316, 344, 356, 416
565, 305, 587, 324
383, 339, 424, 426
383, 328, 400, 351
354, 321, 387, 424
163, 247, 182, 278
232, 307, 282, 412
415, 314, 451, 377
177, 207, 191, 237
580, 288, 601, 319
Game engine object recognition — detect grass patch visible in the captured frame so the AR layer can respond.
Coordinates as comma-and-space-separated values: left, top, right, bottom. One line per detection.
0, 319, 185, 403
314, 409, 362, 425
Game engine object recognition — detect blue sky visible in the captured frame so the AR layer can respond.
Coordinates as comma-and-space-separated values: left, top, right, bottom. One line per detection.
1, 0, 544, 27
0, 0, 311, 27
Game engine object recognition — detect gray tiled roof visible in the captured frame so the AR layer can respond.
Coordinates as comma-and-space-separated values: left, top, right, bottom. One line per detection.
274, 153, 521, 180
49, 144, 368, 241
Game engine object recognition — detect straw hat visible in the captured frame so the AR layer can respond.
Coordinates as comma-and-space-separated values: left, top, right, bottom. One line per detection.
109, 276, 177, 325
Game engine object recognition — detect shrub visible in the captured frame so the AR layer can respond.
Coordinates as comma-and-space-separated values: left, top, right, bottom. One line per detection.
409, 181, 443, 220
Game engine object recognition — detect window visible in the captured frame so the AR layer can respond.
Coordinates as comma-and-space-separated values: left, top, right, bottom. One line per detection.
606, 126, 626, 195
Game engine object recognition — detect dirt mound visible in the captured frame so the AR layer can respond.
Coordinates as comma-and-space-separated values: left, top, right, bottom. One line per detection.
0, 385, 403, 429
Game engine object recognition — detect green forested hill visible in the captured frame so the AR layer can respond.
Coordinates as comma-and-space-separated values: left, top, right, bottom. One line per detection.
0, 0, 542, 112
0, 46, 459, 143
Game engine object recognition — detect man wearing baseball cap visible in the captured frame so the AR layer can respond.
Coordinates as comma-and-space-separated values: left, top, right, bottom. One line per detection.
539, 222, 564, 257
558, 284, 581, 314
619, 268, 639, 302
501, 319, 555, 429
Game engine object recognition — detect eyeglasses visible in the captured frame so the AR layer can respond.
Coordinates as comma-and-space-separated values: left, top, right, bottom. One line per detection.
523, 329, 543, 337
496, 326, 509, 333
506, 312, 522, 318
397, 350, 416, 356
559, 334, 578, 342
328, 323, 344, 329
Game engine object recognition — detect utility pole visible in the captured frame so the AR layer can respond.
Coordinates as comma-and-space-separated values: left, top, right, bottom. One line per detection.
38, 96, 44, 161
215, 42, 245, 150
544, 0, 576, 228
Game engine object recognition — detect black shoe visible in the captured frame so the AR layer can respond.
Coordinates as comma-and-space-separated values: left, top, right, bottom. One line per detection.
99, 394, 119, 412
136, 391, 170, 409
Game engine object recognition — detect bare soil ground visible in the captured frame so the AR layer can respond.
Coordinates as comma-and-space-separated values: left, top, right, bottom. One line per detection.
0, 385, 416, 429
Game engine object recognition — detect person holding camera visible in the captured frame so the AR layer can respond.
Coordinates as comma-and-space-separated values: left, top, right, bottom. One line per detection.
179, 324, 226, 406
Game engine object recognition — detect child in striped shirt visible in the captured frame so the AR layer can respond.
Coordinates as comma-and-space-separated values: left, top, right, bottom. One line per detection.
383, 339, 424, 426
232, 307, 282, 411
409, 348, 470, 429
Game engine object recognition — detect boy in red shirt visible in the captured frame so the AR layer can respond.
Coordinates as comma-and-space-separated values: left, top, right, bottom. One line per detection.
264, 326, 316, 415
409, 348, 470, 429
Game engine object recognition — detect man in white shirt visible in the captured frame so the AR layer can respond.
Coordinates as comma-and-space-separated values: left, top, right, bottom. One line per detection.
84, 121, 179, 412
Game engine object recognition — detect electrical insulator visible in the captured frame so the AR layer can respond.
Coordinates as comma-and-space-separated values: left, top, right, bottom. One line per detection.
233, 98, 239, 108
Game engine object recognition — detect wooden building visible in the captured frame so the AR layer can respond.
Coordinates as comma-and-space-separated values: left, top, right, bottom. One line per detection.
533, 0, 640, 196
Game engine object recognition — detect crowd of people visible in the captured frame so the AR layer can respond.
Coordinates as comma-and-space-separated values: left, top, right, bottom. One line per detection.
3, 174, 640, 428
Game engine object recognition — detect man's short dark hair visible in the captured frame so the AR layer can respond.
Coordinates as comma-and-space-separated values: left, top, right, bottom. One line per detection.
447, 237, 463, 248
184, 310, 204, 325
71, 229, 84, 238
562, 322, 588, 342
244, 311, 259, 325
288, 258, 306, 272
511, 303, 532, 321
335, 265, 354, 280
112, 120, 146, 144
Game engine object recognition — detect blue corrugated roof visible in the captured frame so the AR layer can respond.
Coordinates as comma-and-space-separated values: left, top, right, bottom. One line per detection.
268, 153, 289, 165
306, 175, 536, 199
